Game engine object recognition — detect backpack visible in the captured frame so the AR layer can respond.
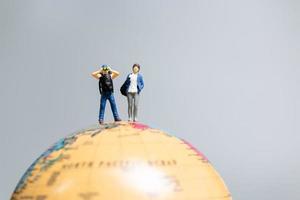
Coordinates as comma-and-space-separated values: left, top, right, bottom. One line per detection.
120, 76, 130, 96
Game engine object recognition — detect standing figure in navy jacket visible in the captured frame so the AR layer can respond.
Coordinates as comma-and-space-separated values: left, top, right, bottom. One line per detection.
121, 63, 144, 122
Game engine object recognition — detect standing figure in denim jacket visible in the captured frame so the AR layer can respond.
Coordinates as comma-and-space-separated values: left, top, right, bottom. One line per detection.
91, 65, 122, 124
121, 63, 144, 122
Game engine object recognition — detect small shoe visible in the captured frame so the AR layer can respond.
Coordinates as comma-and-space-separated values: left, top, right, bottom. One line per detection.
133, 118, 138, 122
128, 118, 132, 122
98, 120, 104, 125
114, 118, 122, 122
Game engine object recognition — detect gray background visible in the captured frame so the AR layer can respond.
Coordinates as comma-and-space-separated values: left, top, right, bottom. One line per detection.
1, 0, 299, 199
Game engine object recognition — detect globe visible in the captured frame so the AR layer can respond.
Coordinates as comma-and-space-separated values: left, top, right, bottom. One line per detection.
11, 122, 232, 200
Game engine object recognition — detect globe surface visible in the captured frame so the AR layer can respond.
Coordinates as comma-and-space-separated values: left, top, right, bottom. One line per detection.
11, 122, 231, 200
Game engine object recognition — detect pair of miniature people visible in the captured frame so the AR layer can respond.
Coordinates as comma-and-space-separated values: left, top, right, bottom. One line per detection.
91, 64, 144, 124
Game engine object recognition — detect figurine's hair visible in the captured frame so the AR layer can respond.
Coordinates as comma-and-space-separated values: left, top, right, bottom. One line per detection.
132, 63, 140, 71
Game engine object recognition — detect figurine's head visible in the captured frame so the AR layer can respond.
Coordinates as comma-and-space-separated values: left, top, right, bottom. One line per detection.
101, 65, 110, 74
132, 63, 140, 74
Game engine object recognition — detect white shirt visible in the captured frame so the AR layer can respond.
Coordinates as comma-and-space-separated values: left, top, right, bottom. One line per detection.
128, 73, 138, 93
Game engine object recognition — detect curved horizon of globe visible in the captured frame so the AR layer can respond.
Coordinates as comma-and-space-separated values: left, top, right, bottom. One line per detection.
11, 121, 231, 200
13, 122, 127, 194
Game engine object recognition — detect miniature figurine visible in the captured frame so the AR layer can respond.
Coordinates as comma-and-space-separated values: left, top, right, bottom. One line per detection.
120, 63, 144, 122
91, 65, 122, 124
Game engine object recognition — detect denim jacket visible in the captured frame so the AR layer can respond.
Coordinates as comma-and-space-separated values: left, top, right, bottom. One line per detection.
124, 73, 144, 94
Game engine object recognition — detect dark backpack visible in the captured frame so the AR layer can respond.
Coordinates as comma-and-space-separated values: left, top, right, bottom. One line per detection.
120, 76, 130, 96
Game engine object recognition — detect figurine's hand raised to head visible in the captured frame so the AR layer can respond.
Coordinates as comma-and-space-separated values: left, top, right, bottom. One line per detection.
91, 69, 102, 79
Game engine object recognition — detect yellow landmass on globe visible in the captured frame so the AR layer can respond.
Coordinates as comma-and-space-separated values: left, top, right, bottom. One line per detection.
11, 122, 232, 200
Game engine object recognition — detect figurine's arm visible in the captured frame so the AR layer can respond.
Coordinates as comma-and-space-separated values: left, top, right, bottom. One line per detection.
140, 75, 144, 90
91, 69, 102, 80
111, 69, 120, 79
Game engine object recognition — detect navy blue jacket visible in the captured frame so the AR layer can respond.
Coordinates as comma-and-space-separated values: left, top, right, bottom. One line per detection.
123, 73, 144, 94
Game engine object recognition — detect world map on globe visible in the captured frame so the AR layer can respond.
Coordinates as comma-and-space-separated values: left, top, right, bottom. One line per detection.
11, 122, 231, 200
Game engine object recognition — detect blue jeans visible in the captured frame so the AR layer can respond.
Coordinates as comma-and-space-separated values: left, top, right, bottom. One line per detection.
99, 92, 120, 121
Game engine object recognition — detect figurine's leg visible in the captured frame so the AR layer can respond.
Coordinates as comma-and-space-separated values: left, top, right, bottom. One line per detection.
108, 93, 121, 121
99, 94, 107, 122
127, 93, 133, 121
133, 93, 139, 122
